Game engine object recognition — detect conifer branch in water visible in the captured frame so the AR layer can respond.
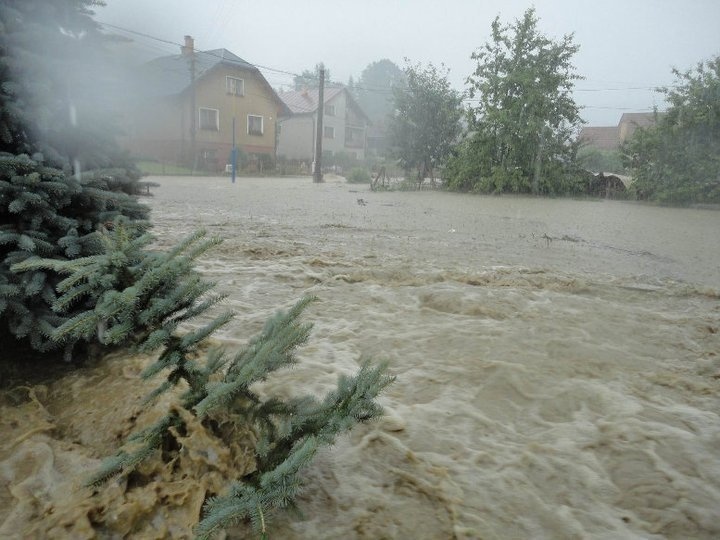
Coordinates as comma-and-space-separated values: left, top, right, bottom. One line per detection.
26, 221, 394, 538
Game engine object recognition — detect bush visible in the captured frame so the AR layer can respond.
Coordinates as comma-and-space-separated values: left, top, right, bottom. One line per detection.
577, 147, 625, 175
347, 167, 371, 183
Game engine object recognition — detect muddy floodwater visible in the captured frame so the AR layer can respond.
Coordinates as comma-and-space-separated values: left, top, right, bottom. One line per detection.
2, 175, 720, 539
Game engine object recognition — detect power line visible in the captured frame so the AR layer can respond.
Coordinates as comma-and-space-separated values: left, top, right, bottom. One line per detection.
574, 86, 675, 92
98, 20, 680, 102
580, 105, 659, 111
100, 21, 403, 98
97, 21, 302, 78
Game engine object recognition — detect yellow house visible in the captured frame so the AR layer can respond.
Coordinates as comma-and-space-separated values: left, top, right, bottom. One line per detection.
122, 36, 289, 172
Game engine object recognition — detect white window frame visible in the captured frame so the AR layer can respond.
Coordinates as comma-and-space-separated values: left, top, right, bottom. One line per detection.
226, 76, 245, 96
199, 107, 219, 131
324, 104, 335, 116
324, 125, 335, 139
247, 114, 264, 136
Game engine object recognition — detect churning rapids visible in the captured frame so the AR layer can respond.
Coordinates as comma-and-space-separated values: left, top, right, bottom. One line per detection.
2, 175, 719, 539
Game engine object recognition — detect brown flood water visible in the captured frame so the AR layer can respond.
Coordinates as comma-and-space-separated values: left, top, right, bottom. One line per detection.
2, 175, 720, 539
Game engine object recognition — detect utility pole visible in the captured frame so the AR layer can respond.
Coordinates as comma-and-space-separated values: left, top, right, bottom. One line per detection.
313, 67, 325, 183
183, 35, 197, 172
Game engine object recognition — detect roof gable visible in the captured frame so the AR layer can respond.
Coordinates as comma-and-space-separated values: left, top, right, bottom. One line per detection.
134, 48, 290, 114
278, 87, 343, 114
140, 48, 256, 96
278, 87, 370, 122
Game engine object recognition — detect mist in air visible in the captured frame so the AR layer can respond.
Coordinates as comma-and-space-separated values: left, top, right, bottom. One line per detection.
1, 1, 719, 539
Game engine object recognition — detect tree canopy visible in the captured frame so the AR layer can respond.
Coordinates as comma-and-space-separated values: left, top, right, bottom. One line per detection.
622, 55, 720, 204
0, 0, 147, 357
355, 59, 406, 124
292, 63, 330, 90
389, 61, 463, 184
446, 8, 584, 194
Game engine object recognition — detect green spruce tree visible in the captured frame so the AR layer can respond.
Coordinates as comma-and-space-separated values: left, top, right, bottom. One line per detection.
0, 0, 148, 358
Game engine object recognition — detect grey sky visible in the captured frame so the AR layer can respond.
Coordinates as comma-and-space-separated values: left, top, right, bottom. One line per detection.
98, 0, 720, 126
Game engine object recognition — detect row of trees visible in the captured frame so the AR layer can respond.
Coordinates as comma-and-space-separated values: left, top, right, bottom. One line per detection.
383, 9, 587, 195
382, 8, 719, 204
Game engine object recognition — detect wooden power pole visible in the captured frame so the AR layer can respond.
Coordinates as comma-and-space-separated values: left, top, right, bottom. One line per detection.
313, 67, 325, 183
182, 35, 197, 172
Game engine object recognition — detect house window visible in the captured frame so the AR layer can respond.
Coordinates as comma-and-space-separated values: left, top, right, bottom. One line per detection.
324, 104, 335, 116
226, 76, 245, 96
324, 126, 335, 139
199, 107, 219, 131
345, 126, 364, 148
248, 114, 264, 136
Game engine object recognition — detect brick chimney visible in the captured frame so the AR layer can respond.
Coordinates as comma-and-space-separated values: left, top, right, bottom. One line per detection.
181, 35, 194, 56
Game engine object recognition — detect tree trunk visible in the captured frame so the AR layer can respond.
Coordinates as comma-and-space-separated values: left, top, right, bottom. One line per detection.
532, 131, 544, 195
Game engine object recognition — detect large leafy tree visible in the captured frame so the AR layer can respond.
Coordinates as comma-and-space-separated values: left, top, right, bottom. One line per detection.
354, 59, 406, 157
355, 59, 405, 122
0, 0, 147, 357
622, 56, 720, 204
389, 61, 463, 184
447, 8, 583, 194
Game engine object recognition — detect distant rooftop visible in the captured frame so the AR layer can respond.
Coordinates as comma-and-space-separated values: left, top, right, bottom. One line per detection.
579, 112, 661, 150
618, 112, 658, 127
278, 87, 346, 115
579, 126, 620, 150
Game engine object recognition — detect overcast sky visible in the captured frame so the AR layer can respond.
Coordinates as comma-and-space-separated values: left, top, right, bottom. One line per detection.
97, 0, 720, 126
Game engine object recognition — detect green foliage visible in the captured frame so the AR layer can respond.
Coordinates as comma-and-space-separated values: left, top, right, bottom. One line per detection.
354, 59, 406, 156
389, 61, 464, 184
621, 56, 720, 204
347, 167, 371, 184
35, 223, 394, 538
446, 8, 583, 194
322, 150, 361, 171
577, 147, 626, 175
195, 361, 392, 540
13, 223, 227, 357
0, 154, 148, 354
0, 0, 149, 355
3, 5, 394, 540
354, 59, 405, 122
293, 63, 330, 90
77, 283, 392, 538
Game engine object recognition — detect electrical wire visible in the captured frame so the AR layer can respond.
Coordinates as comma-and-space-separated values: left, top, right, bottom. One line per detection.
98, 20, 676, 109
97, 21, 302, 78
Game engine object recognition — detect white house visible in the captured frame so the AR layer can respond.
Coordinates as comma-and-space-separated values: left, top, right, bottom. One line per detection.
277, 87, 370, 161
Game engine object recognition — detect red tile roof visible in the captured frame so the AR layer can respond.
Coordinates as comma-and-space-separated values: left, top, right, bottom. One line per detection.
278, 87, 345, 115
